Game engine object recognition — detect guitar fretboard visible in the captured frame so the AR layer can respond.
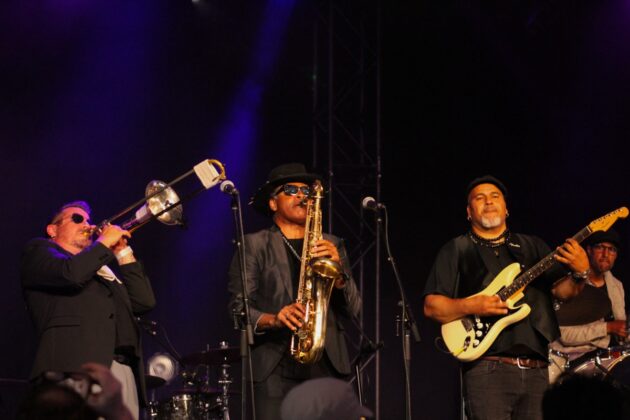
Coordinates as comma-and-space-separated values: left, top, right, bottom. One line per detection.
497, 226, 592, 301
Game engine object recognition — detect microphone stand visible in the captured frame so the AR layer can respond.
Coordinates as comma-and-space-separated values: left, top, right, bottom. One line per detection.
376, 205, 421, 420
136, 316, 187, 412
348, 316, 384, 405
136, 317, 185, 367
227, 186, 257, 420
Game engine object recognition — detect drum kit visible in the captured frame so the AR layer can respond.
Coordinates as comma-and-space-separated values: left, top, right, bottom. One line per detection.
145, 342, 240, 420
553, 343, 630, 387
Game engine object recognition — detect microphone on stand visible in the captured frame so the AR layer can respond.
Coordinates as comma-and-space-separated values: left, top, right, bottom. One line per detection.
220, 180, 238, 195
361, 196, 385, 211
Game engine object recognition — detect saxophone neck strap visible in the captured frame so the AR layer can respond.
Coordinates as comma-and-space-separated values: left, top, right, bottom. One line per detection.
279, 229, 303, 262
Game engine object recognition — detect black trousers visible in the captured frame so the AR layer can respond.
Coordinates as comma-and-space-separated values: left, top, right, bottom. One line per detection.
253, 353, 343, 420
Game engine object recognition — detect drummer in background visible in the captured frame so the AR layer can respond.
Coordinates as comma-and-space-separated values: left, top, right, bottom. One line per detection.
548, 229, 627, 382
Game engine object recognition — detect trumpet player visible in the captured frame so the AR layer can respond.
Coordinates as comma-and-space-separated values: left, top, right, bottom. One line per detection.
228, 163, 362, 420
20, 200, 156, 420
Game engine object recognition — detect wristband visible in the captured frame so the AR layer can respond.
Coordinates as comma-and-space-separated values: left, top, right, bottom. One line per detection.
571, 268, 590, 282
115, 246, 133, 260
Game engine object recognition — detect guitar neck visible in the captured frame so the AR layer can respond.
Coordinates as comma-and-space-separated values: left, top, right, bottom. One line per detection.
497, 226, 592, 300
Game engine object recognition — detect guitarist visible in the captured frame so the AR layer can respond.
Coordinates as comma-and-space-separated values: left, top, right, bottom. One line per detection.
423, 175, 589, 420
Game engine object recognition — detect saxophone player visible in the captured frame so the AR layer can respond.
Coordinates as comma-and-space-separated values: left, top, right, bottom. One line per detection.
227, 163, 362, 420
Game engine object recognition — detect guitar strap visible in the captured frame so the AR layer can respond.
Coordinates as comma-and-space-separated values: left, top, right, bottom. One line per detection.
453, 233, 526, 298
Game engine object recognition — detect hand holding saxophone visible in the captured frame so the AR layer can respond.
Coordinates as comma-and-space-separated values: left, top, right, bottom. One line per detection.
311, 239, 340, 262
311, 239, 346, 289
275, 303, 306, 331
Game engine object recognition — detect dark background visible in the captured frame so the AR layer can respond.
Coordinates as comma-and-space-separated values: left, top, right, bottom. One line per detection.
2, 1, 629, 419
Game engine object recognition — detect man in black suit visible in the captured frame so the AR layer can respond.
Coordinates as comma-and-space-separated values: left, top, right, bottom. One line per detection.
21, 201, 156, 420
228, 163, 361, 420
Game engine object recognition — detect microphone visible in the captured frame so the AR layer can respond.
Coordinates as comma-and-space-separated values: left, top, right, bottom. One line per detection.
362, 196, 385, 211
220, 180, 238, 195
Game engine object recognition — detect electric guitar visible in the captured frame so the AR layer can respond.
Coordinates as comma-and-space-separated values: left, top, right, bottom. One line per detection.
441, 207, 629, 362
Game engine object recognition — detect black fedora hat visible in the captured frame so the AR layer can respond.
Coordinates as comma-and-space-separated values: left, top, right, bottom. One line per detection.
249, 163, 321, 215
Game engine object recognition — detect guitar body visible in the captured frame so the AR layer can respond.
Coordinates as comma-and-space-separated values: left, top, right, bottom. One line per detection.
441, 262, 531, 362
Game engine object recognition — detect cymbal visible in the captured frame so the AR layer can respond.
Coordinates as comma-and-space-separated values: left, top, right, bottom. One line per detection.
145, 375, 166, 389
181, 346, 240, 366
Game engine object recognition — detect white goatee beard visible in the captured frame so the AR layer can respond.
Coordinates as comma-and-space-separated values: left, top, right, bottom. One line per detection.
480, 216, 502, 229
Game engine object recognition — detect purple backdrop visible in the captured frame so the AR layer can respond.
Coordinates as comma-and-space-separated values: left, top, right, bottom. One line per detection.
2, 1, 630, 419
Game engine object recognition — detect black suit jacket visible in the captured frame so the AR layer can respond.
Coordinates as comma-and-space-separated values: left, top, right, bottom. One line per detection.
227, 225, 361, 382
20, 238, 156, 402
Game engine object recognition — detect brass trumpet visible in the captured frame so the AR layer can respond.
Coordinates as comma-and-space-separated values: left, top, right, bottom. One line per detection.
87, 159, 226, 236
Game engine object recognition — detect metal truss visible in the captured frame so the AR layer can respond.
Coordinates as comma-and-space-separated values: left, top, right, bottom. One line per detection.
311, 0, 382, 418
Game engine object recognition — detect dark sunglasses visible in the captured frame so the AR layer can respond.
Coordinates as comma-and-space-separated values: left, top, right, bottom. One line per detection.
277, 184, 311, 197
56, 213, 90, 225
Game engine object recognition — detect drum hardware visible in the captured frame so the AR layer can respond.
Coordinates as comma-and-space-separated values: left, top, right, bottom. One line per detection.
548, 348, 571, 369
146, 375, 167, 390
174, 386, 224, 396
180, 345, 240, 367
592, 354, 611, 375
568, 345, 630, 388
146, 352, 182, 419
216, 341, 234, 420
150, 341, 238, 420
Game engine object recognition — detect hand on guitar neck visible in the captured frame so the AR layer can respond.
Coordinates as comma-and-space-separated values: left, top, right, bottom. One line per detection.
551, 238, 590, 300
554, 238, 589, 274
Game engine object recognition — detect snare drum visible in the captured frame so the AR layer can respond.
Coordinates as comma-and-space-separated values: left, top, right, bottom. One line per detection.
569, 346, 630, 386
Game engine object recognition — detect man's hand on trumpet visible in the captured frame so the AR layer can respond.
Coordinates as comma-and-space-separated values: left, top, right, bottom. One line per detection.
96, 224, 131, 250
97, 224, 136, 265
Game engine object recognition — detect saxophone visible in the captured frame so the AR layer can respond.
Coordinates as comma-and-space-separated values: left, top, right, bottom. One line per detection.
290, 180, 344, 364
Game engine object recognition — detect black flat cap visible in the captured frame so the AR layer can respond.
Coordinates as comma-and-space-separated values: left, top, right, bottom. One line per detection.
466, 175, 508, 200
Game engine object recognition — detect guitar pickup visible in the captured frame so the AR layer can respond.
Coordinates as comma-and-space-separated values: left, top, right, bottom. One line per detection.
461, 317, 474, 331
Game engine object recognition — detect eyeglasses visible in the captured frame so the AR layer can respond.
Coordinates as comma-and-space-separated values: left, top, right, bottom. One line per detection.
591, 244, 618, 254
55, 213, 91, 225
276, 184, 311, 197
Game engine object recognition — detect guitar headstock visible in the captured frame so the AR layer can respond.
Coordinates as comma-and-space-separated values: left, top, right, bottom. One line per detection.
588, 207, 629, 234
